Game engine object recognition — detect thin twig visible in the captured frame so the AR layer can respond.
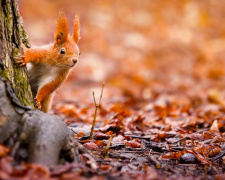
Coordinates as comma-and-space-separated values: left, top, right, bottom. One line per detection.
90, 82, 105, 140
93, 91, 97, 105
101, 133, 116, 158
211, 149, 225, 161
149, 155, 161, 169
168, 137, 189, 144
99, 82, 104, 104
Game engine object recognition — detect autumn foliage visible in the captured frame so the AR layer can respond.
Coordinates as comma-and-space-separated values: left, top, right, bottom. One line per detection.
1, 0, 225, 179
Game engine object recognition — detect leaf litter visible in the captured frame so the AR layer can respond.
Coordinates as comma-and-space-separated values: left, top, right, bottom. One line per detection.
2, 0, 225, 179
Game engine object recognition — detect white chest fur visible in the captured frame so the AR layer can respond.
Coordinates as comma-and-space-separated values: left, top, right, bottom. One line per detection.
27, 63, 60, 91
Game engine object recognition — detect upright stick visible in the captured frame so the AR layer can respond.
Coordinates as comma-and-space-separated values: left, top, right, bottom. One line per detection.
90, 82, 105, 140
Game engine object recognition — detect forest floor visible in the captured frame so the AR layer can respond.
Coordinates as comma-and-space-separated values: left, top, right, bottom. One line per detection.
1, 0, 225, 179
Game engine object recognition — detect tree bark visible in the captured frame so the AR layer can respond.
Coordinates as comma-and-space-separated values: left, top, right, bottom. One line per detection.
0, 0, 33, 106
0, 0, 74, 166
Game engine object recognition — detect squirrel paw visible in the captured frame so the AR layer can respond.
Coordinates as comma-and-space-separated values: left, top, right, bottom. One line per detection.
14, 56, 27, 66
34, 98, 41, 110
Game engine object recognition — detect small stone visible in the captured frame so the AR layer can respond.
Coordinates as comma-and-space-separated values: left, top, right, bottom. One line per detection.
180, 153, 196, 163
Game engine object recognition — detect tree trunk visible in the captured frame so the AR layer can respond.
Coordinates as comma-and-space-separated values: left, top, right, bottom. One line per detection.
0, 0, 33, 107
0, 0, 74, 166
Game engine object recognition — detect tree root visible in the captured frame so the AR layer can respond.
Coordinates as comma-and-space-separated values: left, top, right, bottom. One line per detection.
0, 78, 74, 166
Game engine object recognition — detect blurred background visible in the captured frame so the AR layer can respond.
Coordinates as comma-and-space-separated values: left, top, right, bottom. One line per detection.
18, 0, 225, 110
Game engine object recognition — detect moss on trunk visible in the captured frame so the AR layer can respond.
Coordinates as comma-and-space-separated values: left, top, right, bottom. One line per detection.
0, 0, 33, 107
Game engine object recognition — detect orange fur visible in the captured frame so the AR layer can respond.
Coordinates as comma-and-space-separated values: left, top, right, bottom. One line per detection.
16, 12, 80, 113
73, 14, 80, 43
23, 48, 49, 64
35, 70, 69, 110
55, 12, 69, 45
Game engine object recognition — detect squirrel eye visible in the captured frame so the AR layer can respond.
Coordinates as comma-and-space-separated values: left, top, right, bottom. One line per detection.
60, 48, 66, 54
79, 52, 81, 56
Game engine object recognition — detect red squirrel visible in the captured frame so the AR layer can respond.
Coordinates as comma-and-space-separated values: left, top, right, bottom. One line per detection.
15, 12, 80, 113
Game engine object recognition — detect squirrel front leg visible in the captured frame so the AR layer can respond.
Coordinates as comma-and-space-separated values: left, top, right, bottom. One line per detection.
15, 48, 49, 66
35, 73, 68, 110
35, 80, 59, 110
41, 93, 55, 113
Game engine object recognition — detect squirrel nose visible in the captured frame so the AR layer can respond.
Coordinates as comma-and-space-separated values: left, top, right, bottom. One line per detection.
72, 58, 78, 65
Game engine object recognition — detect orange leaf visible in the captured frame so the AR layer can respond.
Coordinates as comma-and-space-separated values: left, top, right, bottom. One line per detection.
0, 144, 10, 158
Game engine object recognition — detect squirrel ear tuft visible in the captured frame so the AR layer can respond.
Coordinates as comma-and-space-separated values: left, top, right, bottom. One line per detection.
73, 14, 80, 43
55, 11, 69, 45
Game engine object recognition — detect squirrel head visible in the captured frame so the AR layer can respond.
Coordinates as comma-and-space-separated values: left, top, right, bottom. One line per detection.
52, 12, 80, 68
